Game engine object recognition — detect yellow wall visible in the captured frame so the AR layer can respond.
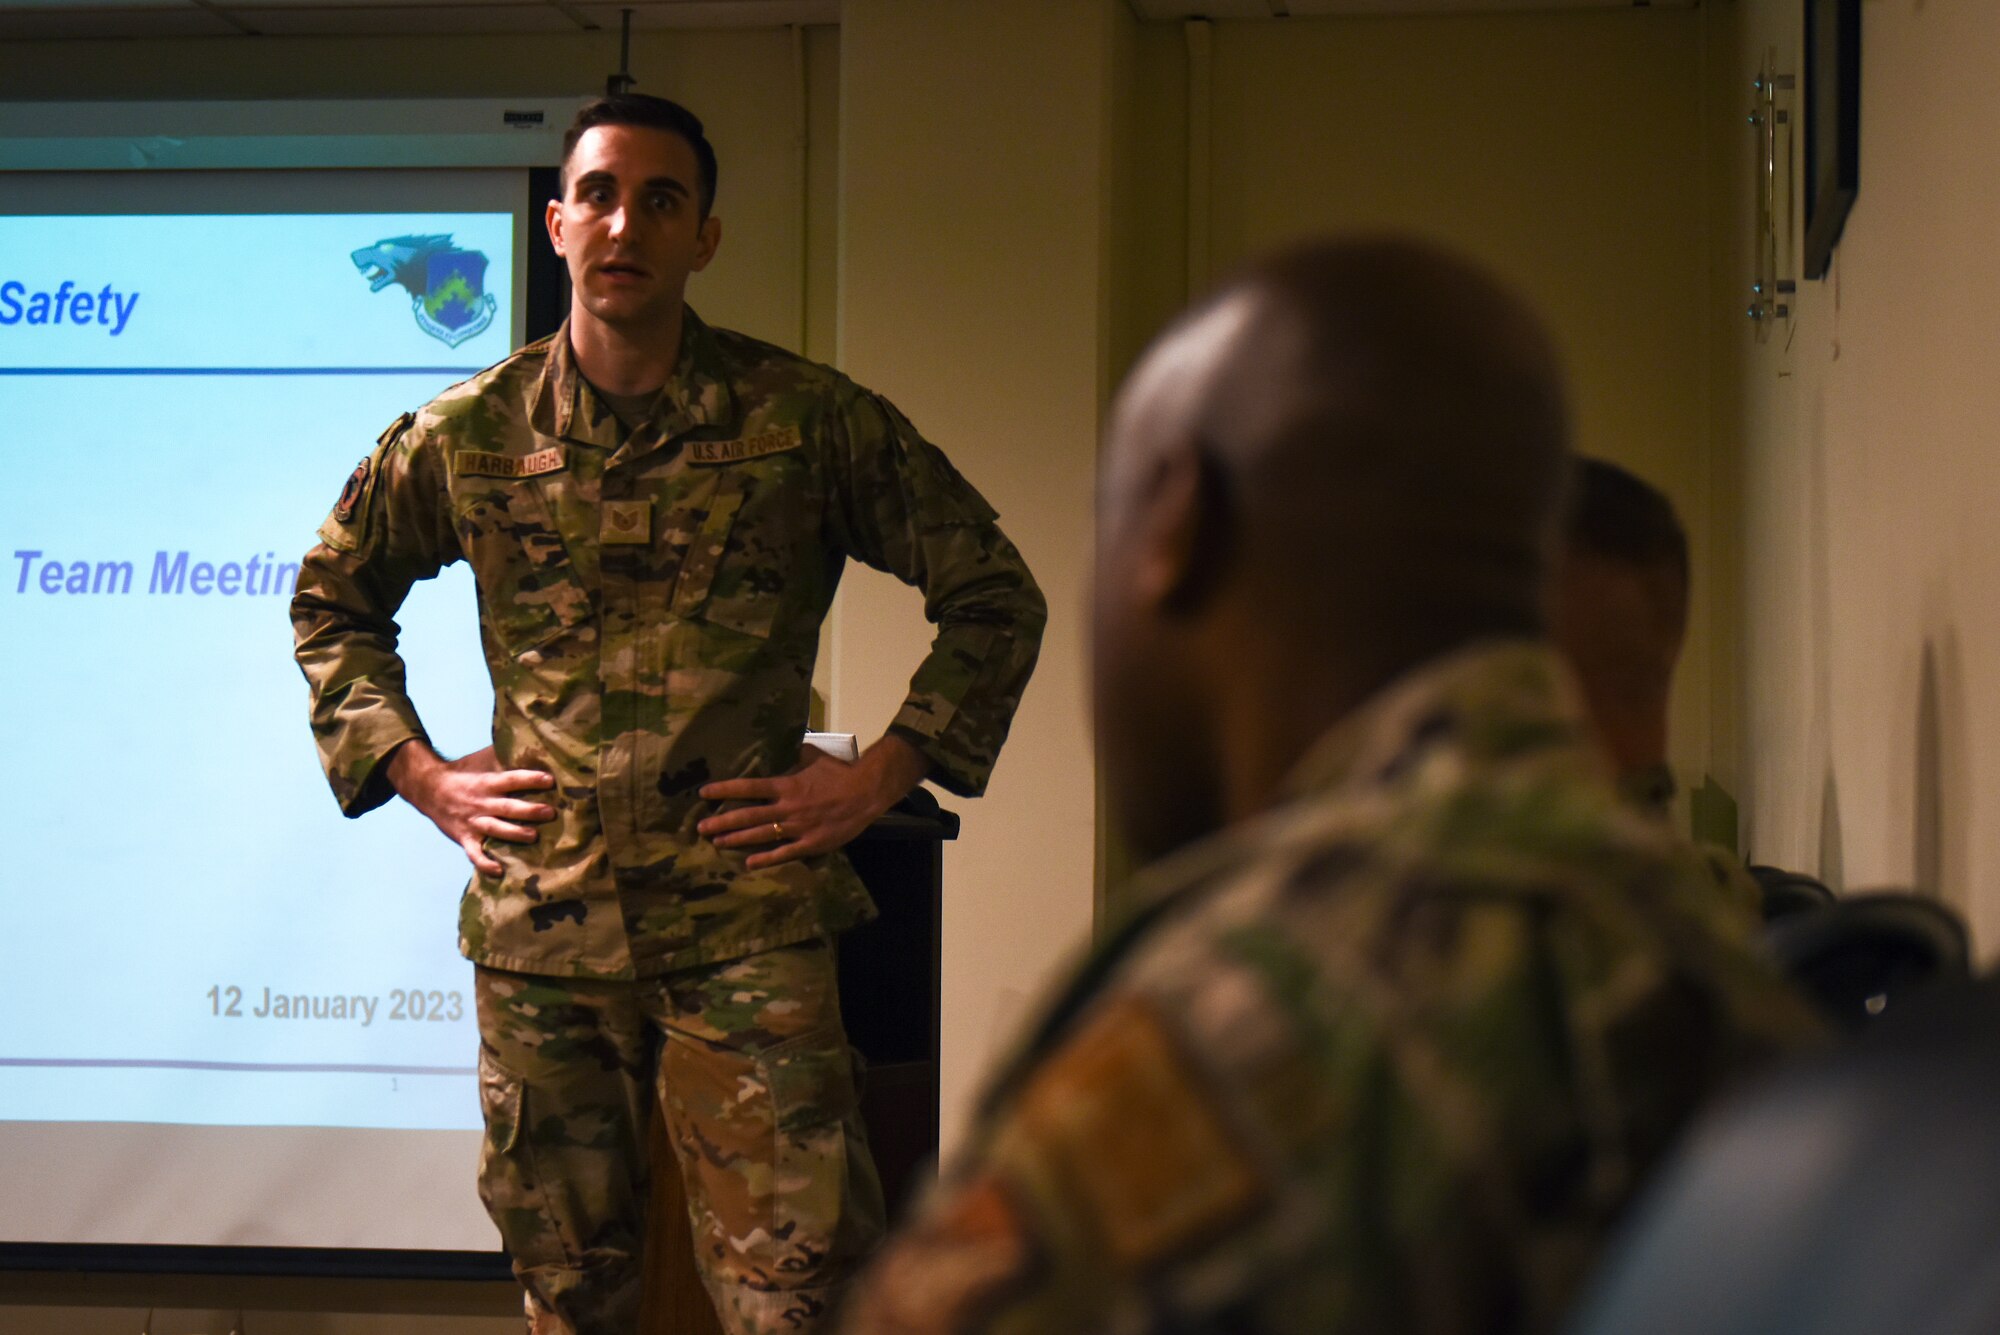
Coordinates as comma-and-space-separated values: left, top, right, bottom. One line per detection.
1706, 0, 2000, 952
1193, 11, 1715, 814
833, 0, 1124, 1158
827, 0, 1719, 1160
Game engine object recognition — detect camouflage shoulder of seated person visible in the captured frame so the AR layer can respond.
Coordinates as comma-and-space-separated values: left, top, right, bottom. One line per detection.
840, 643, 1823, 1335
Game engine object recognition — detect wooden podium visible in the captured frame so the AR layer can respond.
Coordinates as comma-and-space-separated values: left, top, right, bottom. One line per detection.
638, 808, 952, 1334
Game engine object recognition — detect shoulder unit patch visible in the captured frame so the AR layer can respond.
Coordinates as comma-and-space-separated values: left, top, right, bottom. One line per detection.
333, 457, 371, 524
1016, 994, 1266, 1269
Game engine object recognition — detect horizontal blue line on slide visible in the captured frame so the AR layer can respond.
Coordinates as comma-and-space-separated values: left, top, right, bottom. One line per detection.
0, 1057, 473, 1076
0, 366, 484, 377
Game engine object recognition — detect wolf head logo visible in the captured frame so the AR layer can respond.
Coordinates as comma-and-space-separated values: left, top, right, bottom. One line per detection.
352, 233, 497, 349
351, 234, 457, 296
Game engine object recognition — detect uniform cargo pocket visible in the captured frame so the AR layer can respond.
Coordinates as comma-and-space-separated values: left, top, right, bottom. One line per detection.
758, 1026, 877, 1271
477, 1046, 525, 1154
760, 1025, 860, 1134
457, 481, 593, 656
475, 1047, 571, 1270
671, 470, 785, 640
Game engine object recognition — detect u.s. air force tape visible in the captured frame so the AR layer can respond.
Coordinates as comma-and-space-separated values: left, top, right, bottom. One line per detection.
454, 447, 566, 478
688, 428, 801, 465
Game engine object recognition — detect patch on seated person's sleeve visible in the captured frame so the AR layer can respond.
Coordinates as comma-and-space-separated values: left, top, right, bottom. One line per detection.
1017, 994, 1266, 1269
851, 1172, 1043, 1333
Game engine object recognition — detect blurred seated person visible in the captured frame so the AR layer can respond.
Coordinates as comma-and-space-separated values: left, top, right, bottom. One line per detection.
1548, 456, 1690, 817
838, 238, 1821, 1335
1549, 458, 1758, 916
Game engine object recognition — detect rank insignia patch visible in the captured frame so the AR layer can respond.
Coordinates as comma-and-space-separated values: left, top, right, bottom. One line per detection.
602, 500, 653, 545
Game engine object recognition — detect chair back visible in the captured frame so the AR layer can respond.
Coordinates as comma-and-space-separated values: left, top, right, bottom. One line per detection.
1566, 973, 2000, 1335
1747, 864, 1836, 921
1763, 892, 1970, 1032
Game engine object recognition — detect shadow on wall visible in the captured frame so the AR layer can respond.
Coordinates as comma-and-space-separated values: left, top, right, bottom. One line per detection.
1818, 767, 1844, 891
1914, 629, 1969, 922
1820, 629, 1970, 948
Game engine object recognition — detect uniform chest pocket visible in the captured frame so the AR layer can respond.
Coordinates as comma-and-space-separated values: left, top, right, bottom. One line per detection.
670, 468, 791, 640
456, 480, 594, 656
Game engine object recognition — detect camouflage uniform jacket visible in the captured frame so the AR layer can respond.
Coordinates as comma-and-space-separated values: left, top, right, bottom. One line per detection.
842, 641, 1821, 1335
292, 311, 1045, 979
1616, 761, 1763, 921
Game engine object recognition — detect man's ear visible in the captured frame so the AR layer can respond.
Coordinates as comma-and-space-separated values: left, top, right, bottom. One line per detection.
545, 197, 567, 258
692, 214, 722, 272
1138, 446, 1235, 617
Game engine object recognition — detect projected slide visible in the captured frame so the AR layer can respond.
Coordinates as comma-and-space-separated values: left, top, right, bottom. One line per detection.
0, 213, 515, 1137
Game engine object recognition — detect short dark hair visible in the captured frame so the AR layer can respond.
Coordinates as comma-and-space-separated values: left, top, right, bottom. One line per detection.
561, 94, 718, 218
1564, 456, 1689, 588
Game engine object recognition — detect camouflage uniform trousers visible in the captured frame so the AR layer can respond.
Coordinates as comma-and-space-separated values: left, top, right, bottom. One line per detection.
475, 937, 887, 1335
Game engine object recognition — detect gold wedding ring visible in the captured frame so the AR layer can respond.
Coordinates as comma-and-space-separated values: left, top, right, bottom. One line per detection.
771, 821, 787, 840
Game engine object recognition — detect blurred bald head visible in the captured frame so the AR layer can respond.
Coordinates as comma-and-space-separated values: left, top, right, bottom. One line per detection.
1095, 236, 1571, 860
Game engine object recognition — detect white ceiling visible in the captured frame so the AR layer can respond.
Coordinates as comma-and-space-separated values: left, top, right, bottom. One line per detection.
0, 0, 1690, 43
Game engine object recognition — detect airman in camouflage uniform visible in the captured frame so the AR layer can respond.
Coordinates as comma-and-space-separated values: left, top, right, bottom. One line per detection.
293, 96, 1043, 1335
296, 311, 1038, 977
839, 239, 1818, 1335
1554, 457, 1762, 920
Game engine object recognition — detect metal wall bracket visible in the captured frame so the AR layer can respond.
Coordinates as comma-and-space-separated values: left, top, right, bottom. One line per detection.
1748, 50, 1797, 340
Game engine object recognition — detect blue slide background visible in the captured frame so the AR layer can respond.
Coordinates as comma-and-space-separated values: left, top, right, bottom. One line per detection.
0, 213, 518, 1131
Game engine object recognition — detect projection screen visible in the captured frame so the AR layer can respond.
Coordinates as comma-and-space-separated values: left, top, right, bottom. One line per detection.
1, 145, 552, 1262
